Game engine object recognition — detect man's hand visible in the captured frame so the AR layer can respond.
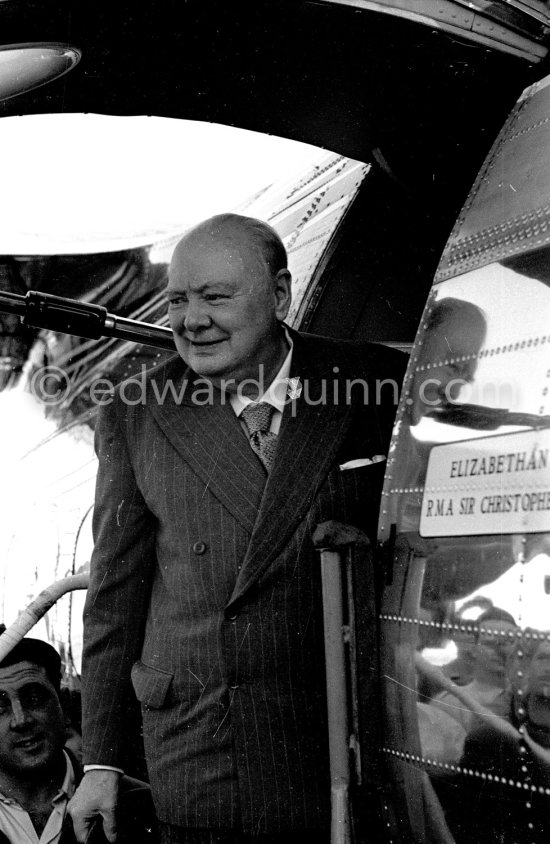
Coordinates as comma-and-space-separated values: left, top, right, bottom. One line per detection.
68, 769, 121, 843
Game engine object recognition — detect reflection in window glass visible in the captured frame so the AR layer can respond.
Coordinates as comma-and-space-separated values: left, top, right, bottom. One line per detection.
378, 255, 550, 842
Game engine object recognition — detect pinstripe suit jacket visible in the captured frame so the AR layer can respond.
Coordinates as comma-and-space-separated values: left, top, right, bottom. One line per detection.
81, 330, 404, 832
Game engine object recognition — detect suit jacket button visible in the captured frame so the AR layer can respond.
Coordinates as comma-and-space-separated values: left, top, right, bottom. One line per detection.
227, 614, 238, 622
192, 541, 207, 555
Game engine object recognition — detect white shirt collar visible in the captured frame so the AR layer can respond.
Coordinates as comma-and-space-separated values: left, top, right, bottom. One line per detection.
55, 750, 75, 802
229, 327, 294, 418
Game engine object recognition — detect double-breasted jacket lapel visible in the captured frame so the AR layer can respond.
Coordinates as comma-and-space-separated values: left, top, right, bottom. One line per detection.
147, 357, 266, 535
228, 332, 360, 606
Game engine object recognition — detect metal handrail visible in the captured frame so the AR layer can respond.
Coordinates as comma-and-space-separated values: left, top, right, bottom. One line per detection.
0, 573, 89, 661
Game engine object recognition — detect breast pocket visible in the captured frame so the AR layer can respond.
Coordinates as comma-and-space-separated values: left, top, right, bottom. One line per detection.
314, 461, 387, 541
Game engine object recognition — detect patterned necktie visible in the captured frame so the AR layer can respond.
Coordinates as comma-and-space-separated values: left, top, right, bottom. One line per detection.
241, 402, 278, 473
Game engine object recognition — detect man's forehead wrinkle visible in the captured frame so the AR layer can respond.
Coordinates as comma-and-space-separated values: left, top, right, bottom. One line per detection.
0, 662, 49, 691
180, 281, 239, 296
169, 243, 268, 296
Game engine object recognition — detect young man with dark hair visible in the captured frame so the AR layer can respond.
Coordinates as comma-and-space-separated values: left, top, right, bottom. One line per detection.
0, 631, 156, 844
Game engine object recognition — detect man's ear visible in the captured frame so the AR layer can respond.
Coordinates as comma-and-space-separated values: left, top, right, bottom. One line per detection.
274, 268, 292, 321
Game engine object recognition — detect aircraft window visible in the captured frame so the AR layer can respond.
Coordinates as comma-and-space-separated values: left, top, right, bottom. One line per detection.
378, 251, 550, 842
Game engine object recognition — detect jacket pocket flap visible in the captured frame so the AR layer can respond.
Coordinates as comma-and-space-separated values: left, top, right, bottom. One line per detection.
131, 660, 173, 708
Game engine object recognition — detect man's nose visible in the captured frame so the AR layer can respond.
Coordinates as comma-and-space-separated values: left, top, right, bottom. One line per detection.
10, 698, 31, 729
183, 300, 211, 333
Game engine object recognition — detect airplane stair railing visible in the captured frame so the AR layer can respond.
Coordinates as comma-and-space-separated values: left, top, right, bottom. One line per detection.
0, 573, 89, 661
313, 520, 395, 844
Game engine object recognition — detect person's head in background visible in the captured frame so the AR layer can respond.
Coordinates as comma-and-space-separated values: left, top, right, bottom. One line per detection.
443, 597, 495, 686
0, 631, 66, 792
409, 297, 487, 426
472, 607, 518, 685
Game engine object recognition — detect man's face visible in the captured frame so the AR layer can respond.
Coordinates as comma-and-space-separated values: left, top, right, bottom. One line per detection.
474, 620, 517, 681
166, 228, 291, 391
0, 661, 65, 779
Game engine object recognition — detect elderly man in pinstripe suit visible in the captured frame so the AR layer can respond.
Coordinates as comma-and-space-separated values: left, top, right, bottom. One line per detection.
69, 214, 404, 844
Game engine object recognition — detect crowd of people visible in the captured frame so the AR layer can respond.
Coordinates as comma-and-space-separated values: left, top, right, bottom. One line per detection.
416, 605, 550, 842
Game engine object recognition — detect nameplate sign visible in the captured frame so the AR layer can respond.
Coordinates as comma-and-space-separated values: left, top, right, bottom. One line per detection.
420, 428, 550, 537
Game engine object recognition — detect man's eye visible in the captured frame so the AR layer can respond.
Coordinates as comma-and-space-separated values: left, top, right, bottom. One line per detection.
204, 294, 228, 302
21, 688, 49, 708
168, 296, 188, 306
